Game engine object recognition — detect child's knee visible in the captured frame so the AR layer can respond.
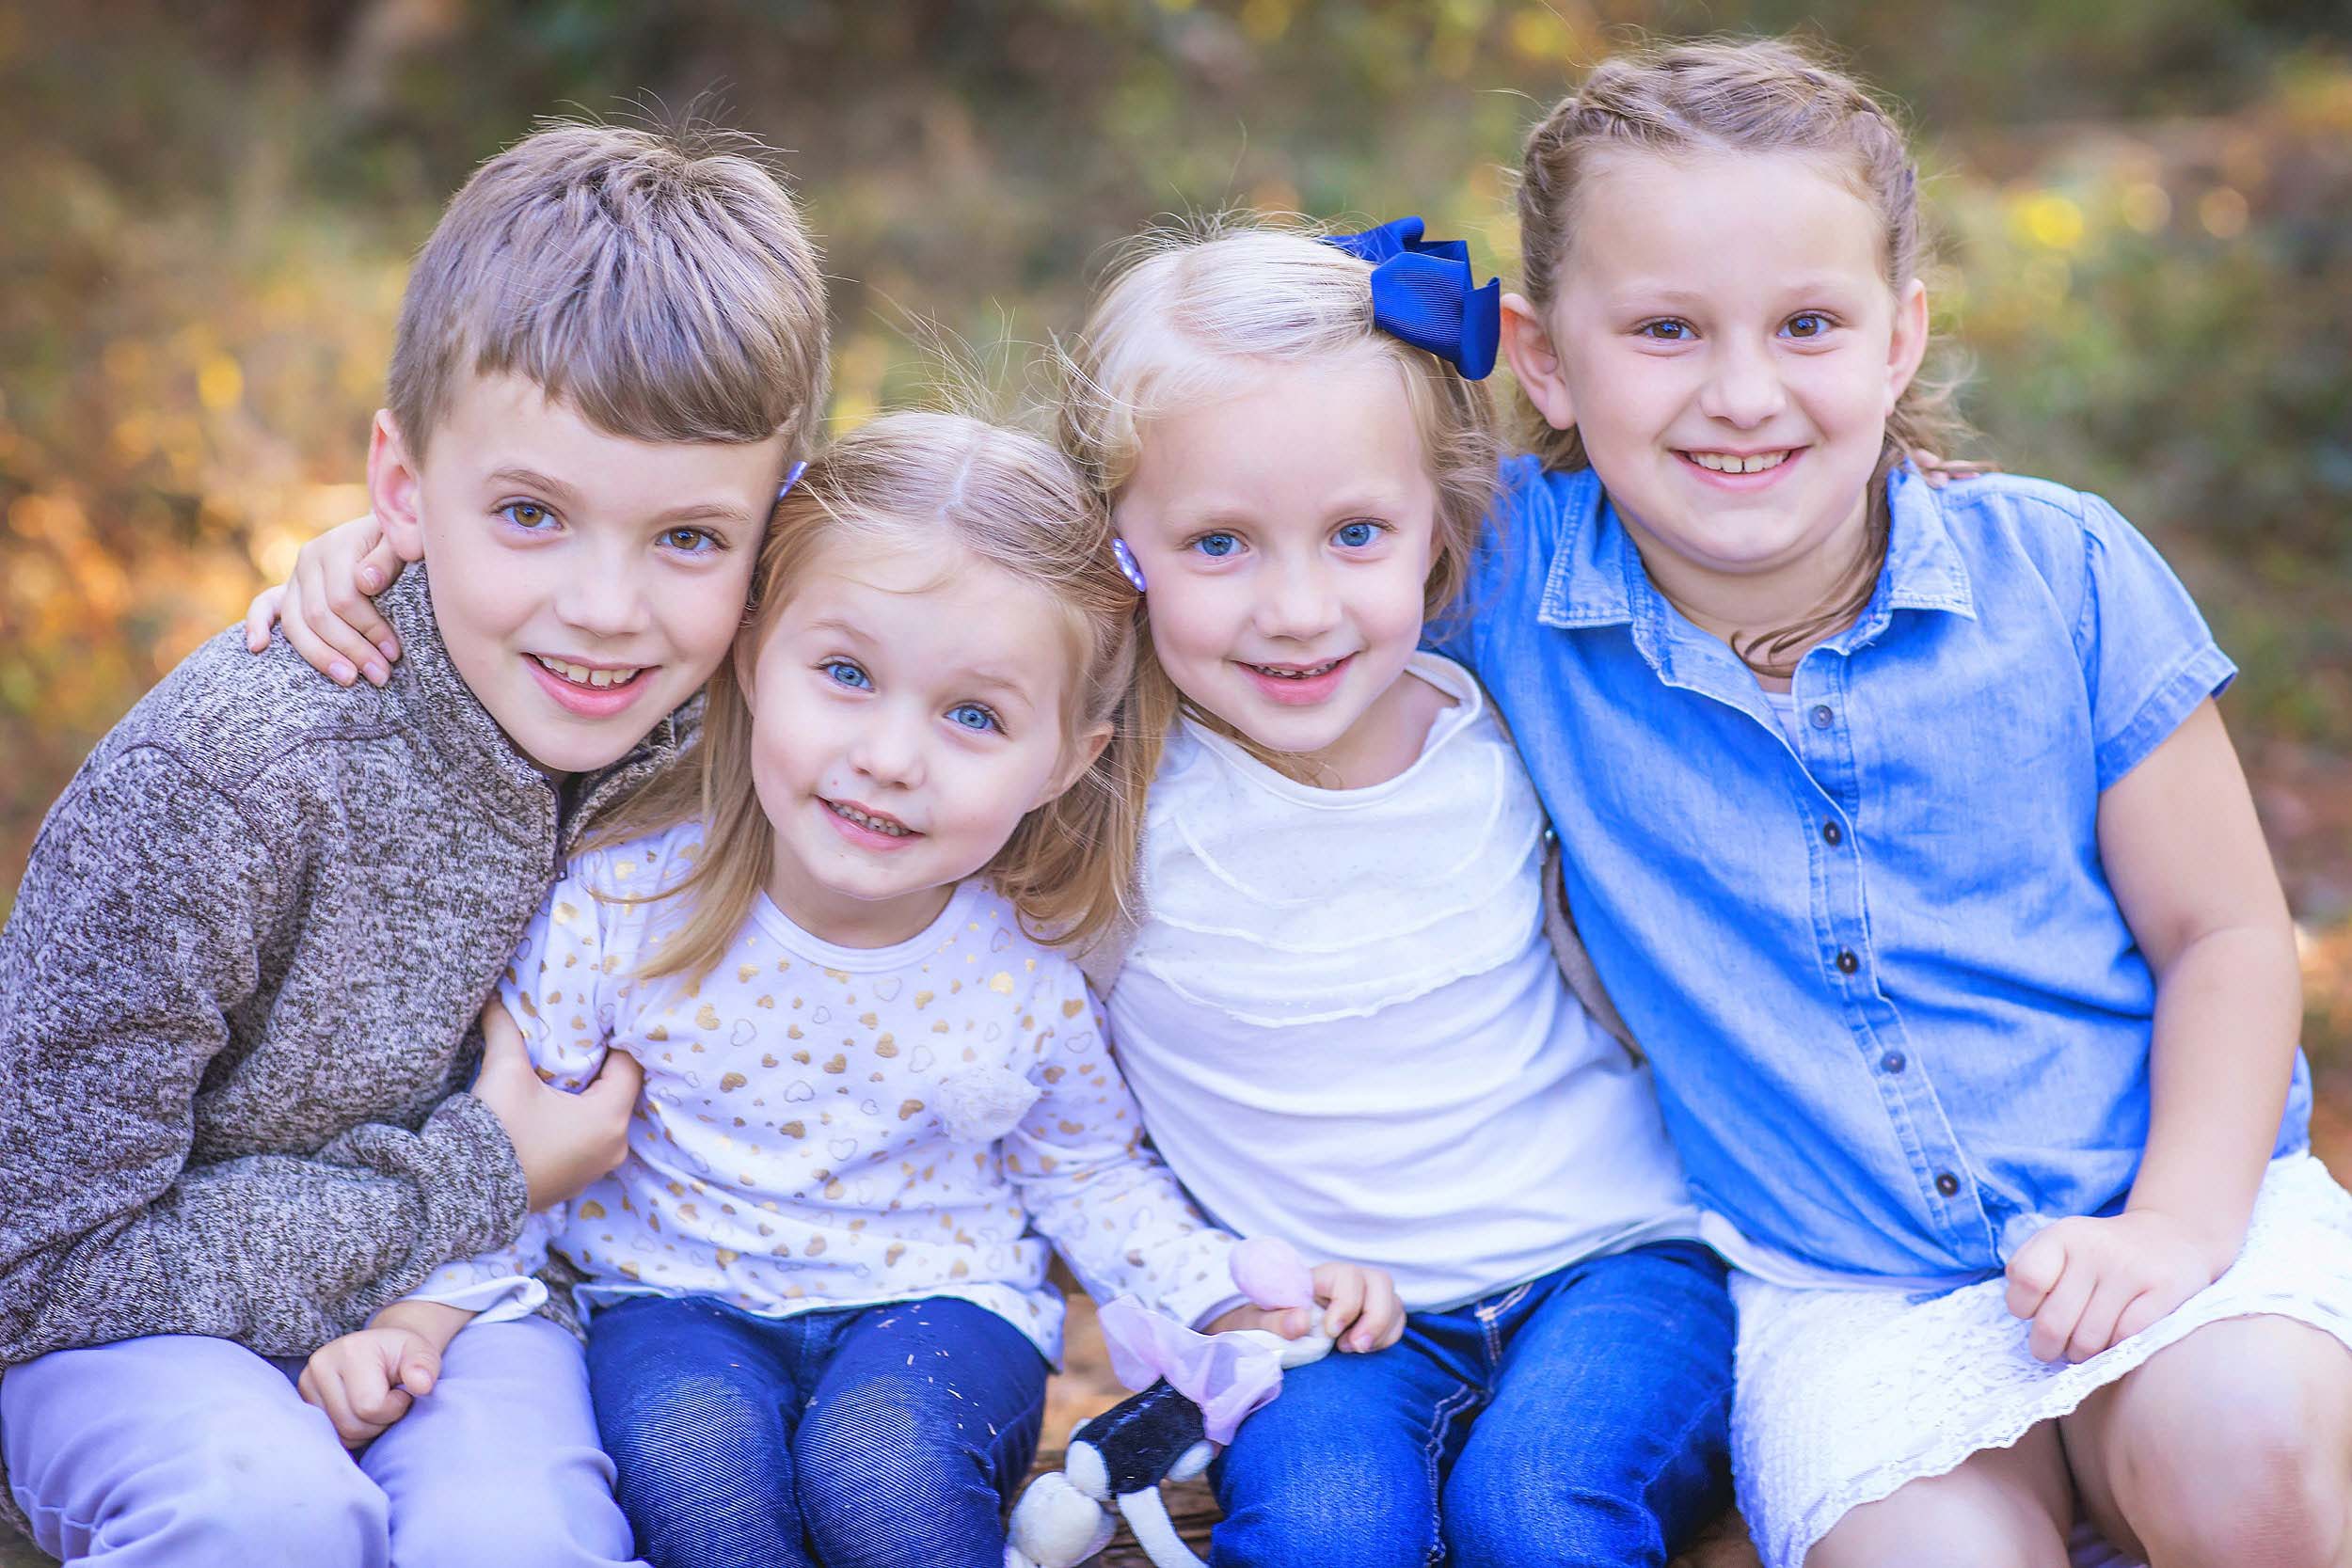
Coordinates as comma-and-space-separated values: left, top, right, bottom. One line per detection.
2112, 1401, 2351, 1566
1213, 1489, 1435, 1568
794, 1381, 994, 1518
166, 1433, 388, 1566
390, 1487, 633, 1568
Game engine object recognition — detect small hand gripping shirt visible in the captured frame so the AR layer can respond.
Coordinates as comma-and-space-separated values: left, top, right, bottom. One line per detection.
412, 823, 1238, 1360
1443, 459, 2311, 1286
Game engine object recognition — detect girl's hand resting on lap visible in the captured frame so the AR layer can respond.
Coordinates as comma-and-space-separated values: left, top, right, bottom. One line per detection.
1206, 1261, 1405, 1354
2004, 1209, 2223, 1364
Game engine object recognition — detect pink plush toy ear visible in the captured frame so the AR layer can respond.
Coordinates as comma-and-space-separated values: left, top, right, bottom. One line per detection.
1230, 1236, 1315, 1309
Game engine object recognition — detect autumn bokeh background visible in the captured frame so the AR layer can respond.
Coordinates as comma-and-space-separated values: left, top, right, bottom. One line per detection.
6, 7, 2352, 1164
1, 5, 2348, 1560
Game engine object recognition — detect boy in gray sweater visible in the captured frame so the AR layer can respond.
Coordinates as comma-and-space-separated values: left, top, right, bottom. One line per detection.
0, 121, 828, 1567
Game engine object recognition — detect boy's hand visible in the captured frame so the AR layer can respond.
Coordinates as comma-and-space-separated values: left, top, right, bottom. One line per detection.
1205, 1262, 1404, 1354
243, 514, 411, 687
2004, 1210, 2220, 1363
297, 1323, 442, 1449
469, 998, 643, 1211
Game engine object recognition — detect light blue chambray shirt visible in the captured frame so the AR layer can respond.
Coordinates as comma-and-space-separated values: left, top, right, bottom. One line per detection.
1438, 457, 2310, 1284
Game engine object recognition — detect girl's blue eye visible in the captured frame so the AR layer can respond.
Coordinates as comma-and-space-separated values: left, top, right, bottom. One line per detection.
821, 659, 872, 690
500, 501, 556, 530
1785, 312, 1831, 339
1637, 320, 1693, 341
946, 703, 1000, 735
1191, 531, 1241, 559
662, 526, 719, 554
1335, 520, 1381, 548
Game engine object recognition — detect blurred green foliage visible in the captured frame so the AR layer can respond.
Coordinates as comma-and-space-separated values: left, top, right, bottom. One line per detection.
1, 0, 2348, 1053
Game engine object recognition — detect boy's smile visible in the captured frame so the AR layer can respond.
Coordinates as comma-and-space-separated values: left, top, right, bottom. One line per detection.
368, 372, 787, 776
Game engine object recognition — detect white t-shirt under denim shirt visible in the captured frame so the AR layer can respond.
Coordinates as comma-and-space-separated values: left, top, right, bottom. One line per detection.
1105, 652, 1702, 1313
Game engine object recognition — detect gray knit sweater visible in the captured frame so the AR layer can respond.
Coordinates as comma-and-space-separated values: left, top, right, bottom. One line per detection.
0, 567, 691, 1535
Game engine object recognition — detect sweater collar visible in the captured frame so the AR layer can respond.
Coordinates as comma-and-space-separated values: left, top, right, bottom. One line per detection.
379, 565, 698, 850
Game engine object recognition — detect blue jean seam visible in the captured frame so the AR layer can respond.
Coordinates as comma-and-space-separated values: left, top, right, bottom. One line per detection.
979, 1381, 1048, 1492
1415, 1381, 1484, 1567
1472, 1283, 1531, 1365
1625, 1365, 1733, 1511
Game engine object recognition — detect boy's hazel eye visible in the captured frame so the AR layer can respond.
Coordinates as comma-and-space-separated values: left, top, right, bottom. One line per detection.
946, 703, 999, 734
1638, 320, 1693, 341
1335, 521, 1380, 548
1786, 313, 1829, 339
1192, 532, 1241, 559
821, 659, 871, 690
501, 501, 554, 529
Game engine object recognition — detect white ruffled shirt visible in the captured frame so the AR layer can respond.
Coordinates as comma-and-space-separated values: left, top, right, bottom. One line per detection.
1105, 653, 1702, 1312
411, 824, 1238, 1361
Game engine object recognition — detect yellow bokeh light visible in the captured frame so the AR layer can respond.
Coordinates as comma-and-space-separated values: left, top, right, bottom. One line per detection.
1240, 0, 1289, 43
1508, 8, 1570, 61
197, 355, 244, 413
2011, 191, 2085, 252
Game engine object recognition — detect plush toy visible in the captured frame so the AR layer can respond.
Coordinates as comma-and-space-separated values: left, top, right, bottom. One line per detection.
1004, 1237, 1334, 1568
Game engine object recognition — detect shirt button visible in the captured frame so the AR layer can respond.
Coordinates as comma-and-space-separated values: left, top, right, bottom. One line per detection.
1934, 1172, 1961, 1197
1821, 821, 1844, 847
1809, 704, 1835, 729
1882, 1051, 1905, 1073
1836, 948, 1859, 974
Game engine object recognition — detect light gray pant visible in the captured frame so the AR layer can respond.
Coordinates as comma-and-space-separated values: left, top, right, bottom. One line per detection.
1, 1315, 640, 1567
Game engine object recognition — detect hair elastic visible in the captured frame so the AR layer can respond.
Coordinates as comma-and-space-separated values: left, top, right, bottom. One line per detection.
1111, 538, 1149, 595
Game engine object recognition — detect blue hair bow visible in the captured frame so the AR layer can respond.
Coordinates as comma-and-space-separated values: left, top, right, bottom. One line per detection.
1321, 216, 1500, 380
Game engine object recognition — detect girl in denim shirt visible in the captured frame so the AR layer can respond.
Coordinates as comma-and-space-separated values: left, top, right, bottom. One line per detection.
1451, 35, 2352, 1568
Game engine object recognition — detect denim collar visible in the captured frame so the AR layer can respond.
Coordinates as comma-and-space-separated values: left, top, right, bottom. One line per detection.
1536, 462, 1977, 628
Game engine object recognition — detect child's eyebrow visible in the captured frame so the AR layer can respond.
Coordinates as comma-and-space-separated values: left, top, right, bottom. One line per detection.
485, 467, 755, 528
651, 499, 758, 528
953, 670, 1039, 707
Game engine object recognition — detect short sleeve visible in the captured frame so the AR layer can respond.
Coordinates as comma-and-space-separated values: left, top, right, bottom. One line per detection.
1423, 457, 1540, 666
2073, 493, 2236, 791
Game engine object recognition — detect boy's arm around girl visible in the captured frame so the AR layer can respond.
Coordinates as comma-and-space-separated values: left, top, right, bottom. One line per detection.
0, 632, 633, 1369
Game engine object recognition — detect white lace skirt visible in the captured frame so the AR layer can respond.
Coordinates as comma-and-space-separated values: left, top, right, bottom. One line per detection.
1731, 1152, 2352, 1568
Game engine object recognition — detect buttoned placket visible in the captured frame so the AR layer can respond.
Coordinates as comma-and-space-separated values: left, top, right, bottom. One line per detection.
1621, 561, 2005, 1271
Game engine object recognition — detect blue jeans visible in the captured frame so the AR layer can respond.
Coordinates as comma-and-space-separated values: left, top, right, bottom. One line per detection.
584, 1293, 1048, 1568
1211, 1241, 1735, 1568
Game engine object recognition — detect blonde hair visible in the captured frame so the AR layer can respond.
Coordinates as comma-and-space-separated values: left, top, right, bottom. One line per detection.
387, 119, 830, 463
1516, 37, 1975, 675
594, 410, 1147, 985
1057, 216, 1499, 778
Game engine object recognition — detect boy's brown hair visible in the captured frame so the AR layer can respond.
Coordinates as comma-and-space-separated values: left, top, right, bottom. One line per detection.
387, 119, 829, 460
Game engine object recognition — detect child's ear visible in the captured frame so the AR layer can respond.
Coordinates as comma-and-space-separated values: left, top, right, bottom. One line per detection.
1502, 293, 1575, 434
1041, 721, 1114, 808
1884, 278, 1931, 411
366, 410, 428, 559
